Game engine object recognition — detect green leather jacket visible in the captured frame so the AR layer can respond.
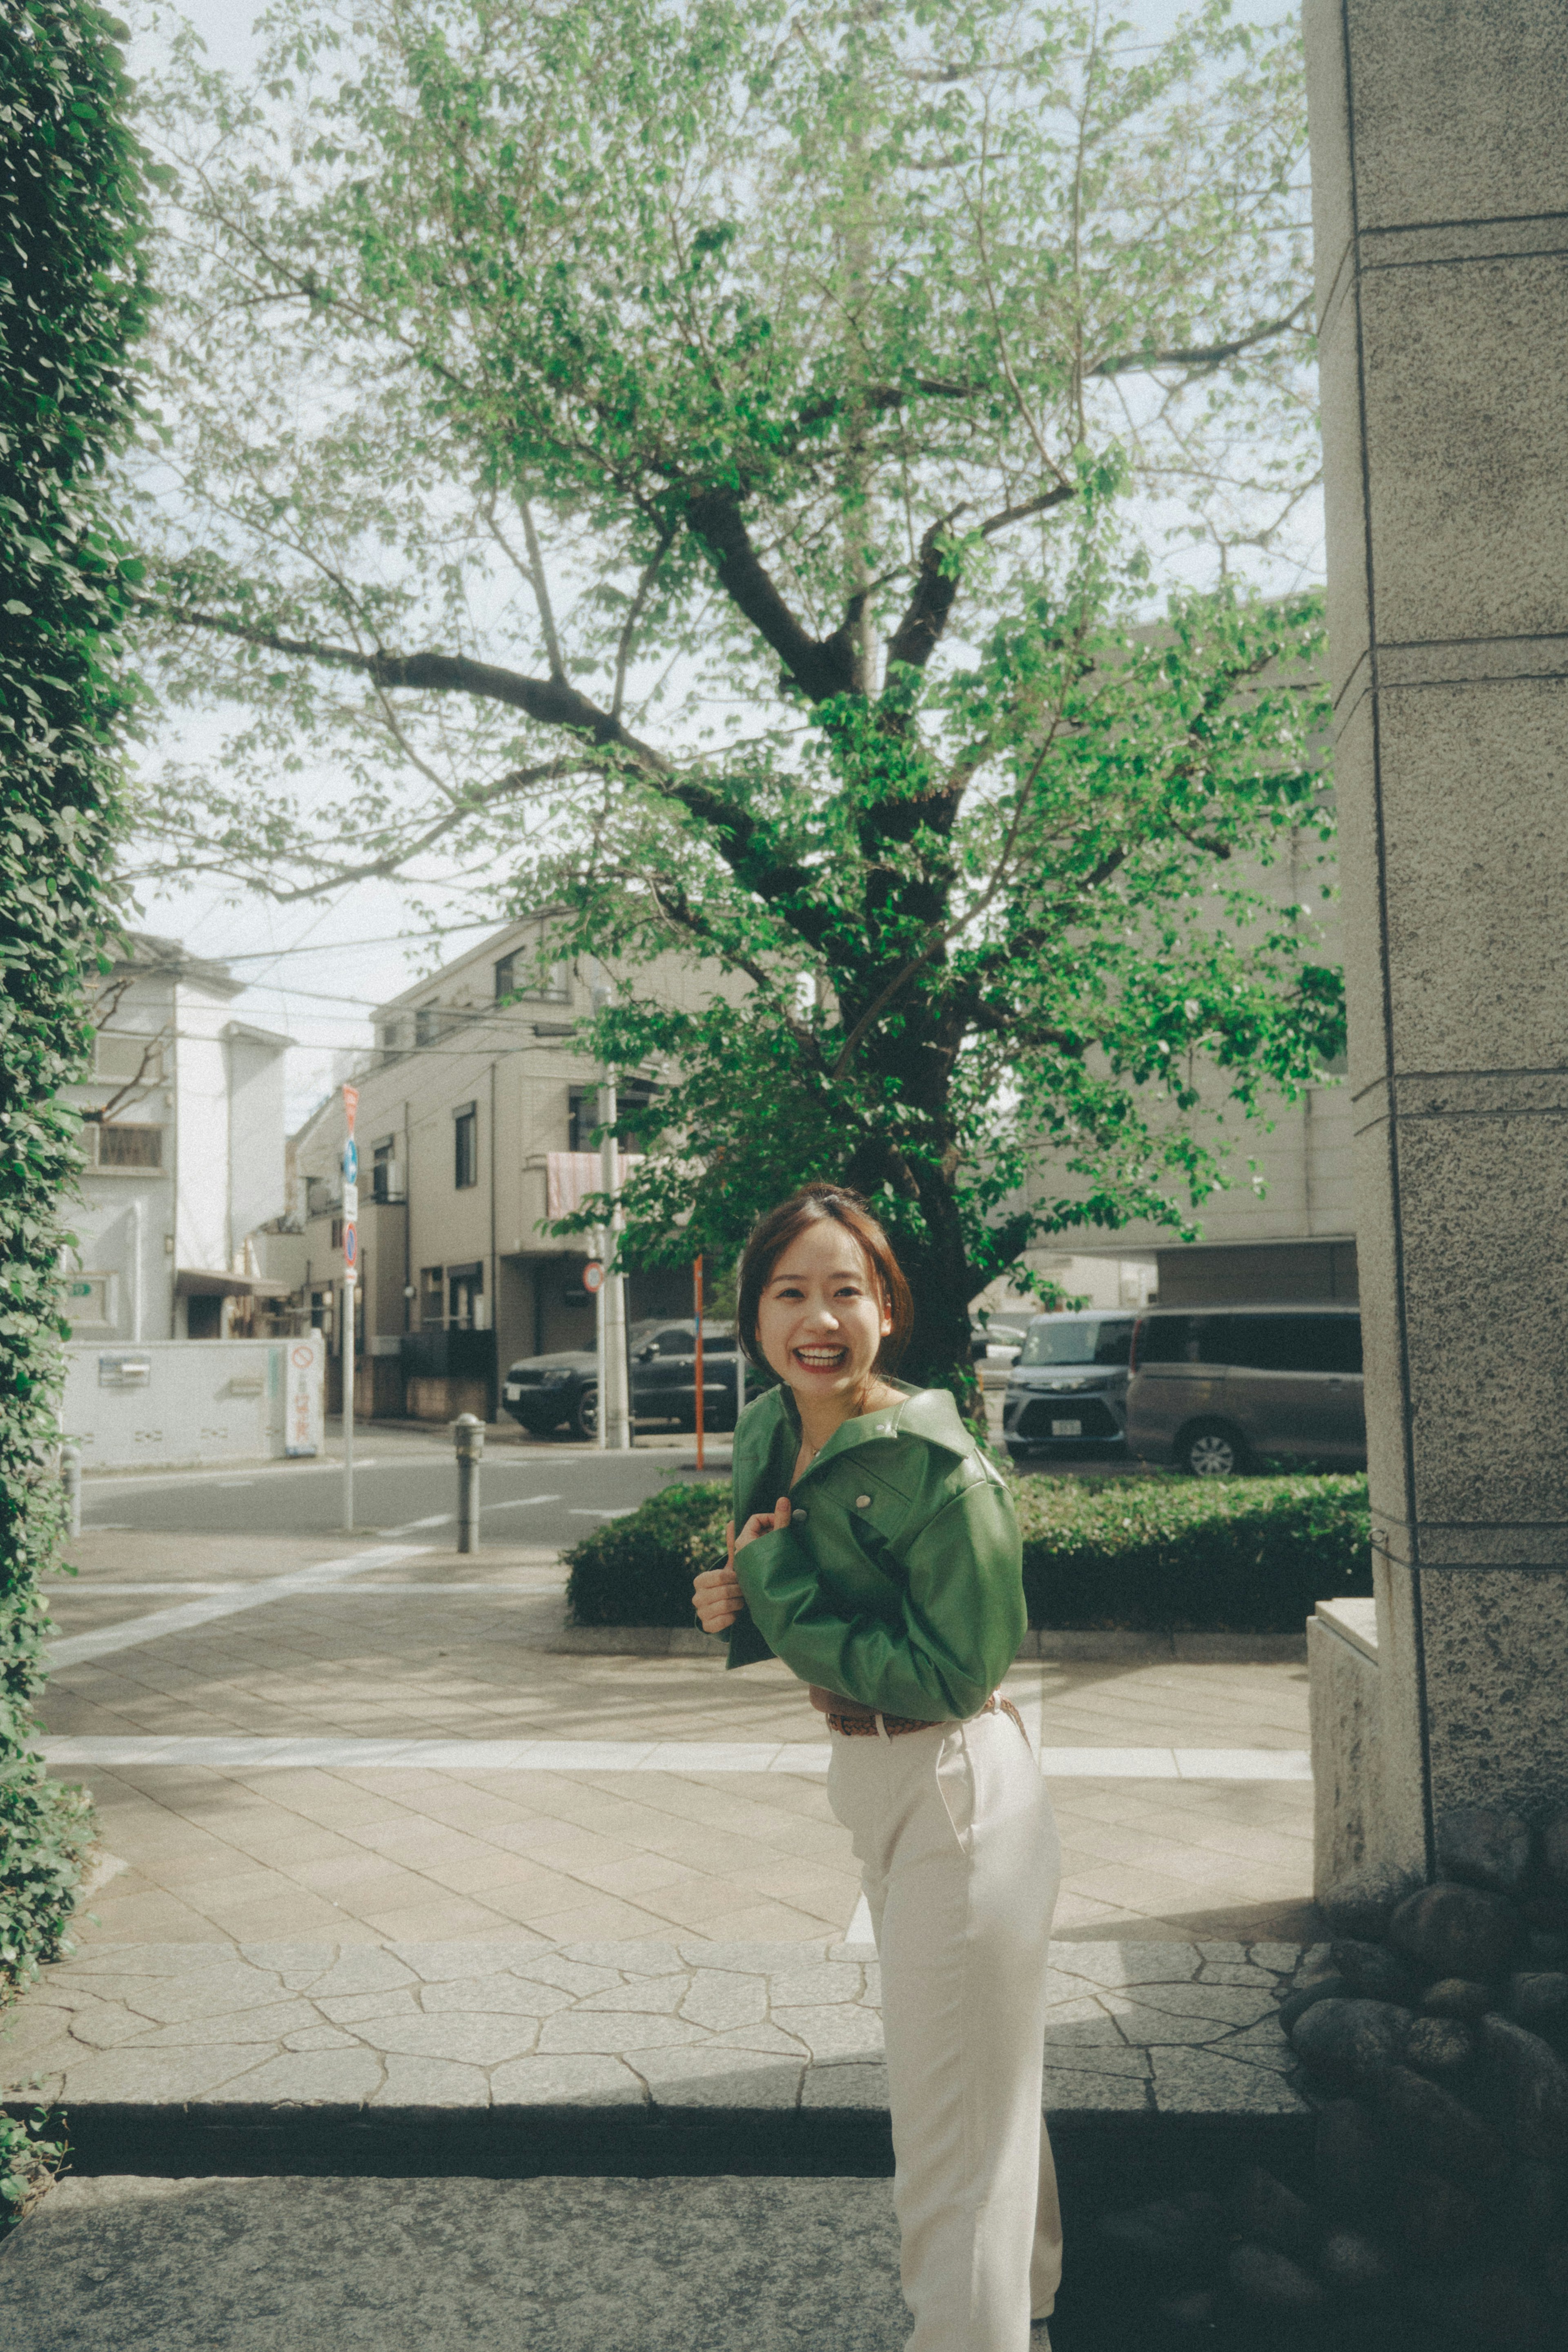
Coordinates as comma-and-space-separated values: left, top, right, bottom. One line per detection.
726, 1379, 1025, 1721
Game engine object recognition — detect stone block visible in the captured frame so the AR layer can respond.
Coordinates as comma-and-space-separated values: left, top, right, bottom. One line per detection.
1372, 683, 1568, 1077
369, 2014, 541, 2067
1044, 2065, 1149, 2114
769, 2004, 884, 2064
1313, 292, 1372, 697
1148, 2048, 1310, 2116
1325, 0, 1568, 233
1301, 0, 1354, 328
762, 1963, 864, 2009
1357, 256, 1568, 649
677, 1971, 769, 2033
419, 1977, 573, 2021
36, 2043, 265, 2105
800, 2061, 889, 2112
534, 2009, 710, 2057
1418, 1571, 1568, 1822
1309, 1610, 1387, 1899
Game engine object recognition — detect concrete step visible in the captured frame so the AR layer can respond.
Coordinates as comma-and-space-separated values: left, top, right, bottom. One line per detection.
2, 1935, 1318, 2187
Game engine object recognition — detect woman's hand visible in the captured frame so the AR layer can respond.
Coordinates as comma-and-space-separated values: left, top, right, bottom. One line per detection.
692, 1498, 791, 1633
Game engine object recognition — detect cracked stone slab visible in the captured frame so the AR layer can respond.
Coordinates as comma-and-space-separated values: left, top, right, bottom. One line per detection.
2, 1937, 1316, 2133
631, 2046, 804, 2112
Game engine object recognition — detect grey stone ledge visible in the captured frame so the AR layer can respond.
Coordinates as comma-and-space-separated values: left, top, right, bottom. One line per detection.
541, 1622, 1307, 1663
2, 1937, 1312, 2138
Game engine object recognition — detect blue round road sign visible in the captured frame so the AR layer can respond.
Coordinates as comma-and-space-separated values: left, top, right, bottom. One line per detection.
343, 1224, 358, 1268
343, 1139, 359, 1182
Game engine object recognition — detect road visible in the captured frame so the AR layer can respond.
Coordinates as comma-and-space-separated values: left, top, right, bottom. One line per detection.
79, 1427, 723, 1551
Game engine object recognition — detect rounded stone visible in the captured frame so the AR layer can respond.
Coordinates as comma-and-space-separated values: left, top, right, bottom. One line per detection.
1373, 2063, 1509, 2185
1507, 1972, 1568, 2035
1388, 1882, 1522, 1983
1540, 1814, 1568, 1897
1390, 2166, 1484, 2266
1322, 1872, 1418, 1943
1156, 2290, 1218, 2333
1332, 1938, 1415, 2003
1225, 2242, 1326, 2313
1443, 2263, 1544, 2352
1278, 1973, 1349, 2034
1420, 1977, 1495, 2020
1290, 1997, 1410, 2091
1512, 2159, 1565, 2247
1528, 1930, 1568, 1968
1093, 2196, 1220, 2287
1436, 1805, 1535, 1900
1401, 2013, 1475, 2075
1317, 2228, 1399, 2302
1231, 2165, 1318, 2260
1476, 2014, 1568, 2160
1315, 2098, 1395, 2222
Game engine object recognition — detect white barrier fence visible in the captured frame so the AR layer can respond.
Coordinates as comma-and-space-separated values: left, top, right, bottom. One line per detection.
61, 1335, 324, 1471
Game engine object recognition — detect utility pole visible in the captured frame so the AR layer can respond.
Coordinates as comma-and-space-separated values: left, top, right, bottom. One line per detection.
597, 1072, 632, 1450
341, 1083, 358, 1532
693, 1253, 705, 1472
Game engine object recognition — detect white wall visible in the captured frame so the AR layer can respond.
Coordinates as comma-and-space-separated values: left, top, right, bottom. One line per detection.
61, 1334, 324, 1469
226, 1030, 288, 1243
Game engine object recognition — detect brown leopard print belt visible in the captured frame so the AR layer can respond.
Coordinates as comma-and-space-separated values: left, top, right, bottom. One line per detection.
825, 1692, 1028, 1742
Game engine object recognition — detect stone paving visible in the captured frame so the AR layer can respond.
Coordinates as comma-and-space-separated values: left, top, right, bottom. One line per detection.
39, 1530, 1319, 1951
0, 1935, 1314, 2126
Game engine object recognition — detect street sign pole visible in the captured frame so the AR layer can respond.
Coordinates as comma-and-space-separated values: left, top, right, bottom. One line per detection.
693, 1254, 705, 1472
341, 1085, 359, 1533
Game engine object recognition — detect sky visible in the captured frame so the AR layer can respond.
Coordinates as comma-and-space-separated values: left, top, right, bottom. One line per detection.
122, 0, 1315, 1130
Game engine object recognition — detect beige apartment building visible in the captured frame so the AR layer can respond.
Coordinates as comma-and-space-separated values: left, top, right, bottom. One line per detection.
292, 918, 722, 1419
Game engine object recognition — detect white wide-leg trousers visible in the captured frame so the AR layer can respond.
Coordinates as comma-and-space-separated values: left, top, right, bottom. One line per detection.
827, 1705, 1063, 2352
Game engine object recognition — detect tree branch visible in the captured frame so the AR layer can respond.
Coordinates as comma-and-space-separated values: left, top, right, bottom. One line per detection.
1087, 298, 1314, 379
160, 606, 672, 773
683, 490, 856, 704
885, 488, 1076, 675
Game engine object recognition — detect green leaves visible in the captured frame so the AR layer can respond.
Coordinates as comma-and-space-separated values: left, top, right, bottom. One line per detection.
1, 0, 142, 2037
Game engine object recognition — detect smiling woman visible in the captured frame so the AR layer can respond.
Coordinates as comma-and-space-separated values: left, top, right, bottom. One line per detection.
692, 1183, 1063, 2352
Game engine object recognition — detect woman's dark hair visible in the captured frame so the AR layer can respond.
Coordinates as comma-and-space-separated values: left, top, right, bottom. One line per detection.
736, 1184, 913, 1372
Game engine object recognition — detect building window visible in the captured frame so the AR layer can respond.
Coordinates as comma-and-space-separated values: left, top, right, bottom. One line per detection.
414, 1005, 438, 1049
494, 953, 516, 1001
93, 1031, 163, 1084
454, 1101, 478, 1188
91, 1122, 163, 1169
569, 1082, 656, 1153
420, 1266, 444, 1329
448, 1262, 484, 1330
539, 960, 571, 1003
372, 1136, 401, 1203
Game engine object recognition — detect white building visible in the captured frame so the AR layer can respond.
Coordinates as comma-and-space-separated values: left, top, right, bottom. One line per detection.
62, 933, 297, 1342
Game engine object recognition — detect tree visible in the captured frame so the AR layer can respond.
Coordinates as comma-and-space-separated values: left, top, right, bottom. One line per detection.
1, 0, 145, 2049
134, 0, 1338, 1399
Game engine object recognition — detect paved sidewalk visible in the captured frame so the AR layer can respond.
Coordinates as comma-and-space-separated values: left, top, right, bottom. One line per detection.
38, 1531, 1316, 1950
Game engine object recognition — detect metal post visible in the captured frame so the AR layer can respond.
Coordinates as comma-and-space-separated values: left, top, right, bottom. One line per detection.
594, 1224, 608, 1451
342, 1276, 355, 1532
61, 1444, 81, 1540
454, 1412, 483, 1552
598, 1075, 632, 1451
693, 1254, 705, 1472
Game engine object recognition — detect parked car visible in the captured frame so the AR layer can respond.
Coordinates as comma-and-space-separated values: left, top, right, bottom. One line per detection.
501, 1320, 767, 1440
1001, 1310, 1137, 1460
971, 1314, 1033, 1389
1124, 1305, 1365, 1476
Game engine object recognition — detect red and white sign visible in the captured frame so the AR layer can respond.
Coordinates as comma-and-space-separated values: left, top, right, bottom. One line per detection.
582, 1260, 605, 1294
285, 1335, 323, 1457
343, 1224, 358, 1273
342, 1083, 358, 1131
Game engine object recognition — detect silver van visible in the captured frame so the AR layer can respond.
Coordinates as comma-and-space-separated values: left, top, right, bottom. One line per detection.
1001, 1311, 1137, 1460
1124, 1306, 1364, 1476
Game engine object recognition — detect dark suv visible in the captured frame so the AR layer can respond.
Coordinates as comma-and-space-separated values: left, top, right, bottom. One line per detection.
1002, 1311, 1137, 1460
1124, 1305, 1365, 1476
502, 1320, 766, 1440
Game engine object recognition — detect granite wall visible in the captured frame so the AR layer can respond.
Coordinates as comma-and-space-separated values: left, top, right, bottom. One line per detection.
1303, 0, 1568, 1879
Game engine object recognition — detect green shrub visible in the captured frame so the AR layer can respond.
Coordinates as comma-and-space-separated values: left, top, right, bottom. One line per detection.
1, 1, 148, 2232
564, 1469, 1370, 1636
0, 2108, 65, 2238
1016, 1471, 1371, 1634
566, 1481, 728, 1627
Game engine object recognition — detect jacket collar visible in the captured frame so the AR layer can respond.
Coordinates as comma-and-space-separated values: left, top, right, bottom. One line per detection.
773, 1380, 976, 1476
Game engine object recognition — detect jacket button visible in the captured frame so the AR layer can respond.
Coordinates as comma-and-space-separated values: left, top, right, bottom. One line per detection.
855, 1494, 871, 1509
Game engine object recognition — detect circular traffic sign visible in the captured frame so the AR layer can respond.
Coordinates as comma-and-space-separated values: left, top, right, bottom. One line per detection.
343, 1225, 358, 1268
291, 1343, 314, 1367
582, 1260, 605, 1293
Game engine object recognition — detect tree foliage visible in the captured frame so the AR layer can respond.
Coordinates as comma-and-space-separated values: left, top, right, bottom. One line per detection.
1, 0, 146, 2009
134, 0, 1336, 1393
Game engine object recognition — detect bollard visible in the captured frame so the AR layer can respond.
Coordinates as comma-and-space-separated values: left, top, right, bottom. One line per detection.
453, 1413, 484, 1554
61, 1443, 82, 1540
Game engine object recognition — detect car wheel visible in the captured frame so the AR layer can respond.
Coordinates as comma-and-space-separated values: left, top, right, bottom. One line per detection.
1179, 1420, 1247, 1478
571, 1384, 599, 1442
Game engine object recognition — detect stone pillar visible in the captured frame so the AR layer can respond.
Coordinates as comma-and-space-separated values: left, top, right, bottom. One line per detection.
1303, 0, 1568, 1884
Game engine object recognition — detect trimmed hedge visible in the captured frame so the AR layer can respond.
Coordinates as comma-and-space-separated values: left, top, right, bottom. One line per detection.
564, 1469, 1371, 1636
1014, 1471, 1370, 1633
566, 1481, 729, 1627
